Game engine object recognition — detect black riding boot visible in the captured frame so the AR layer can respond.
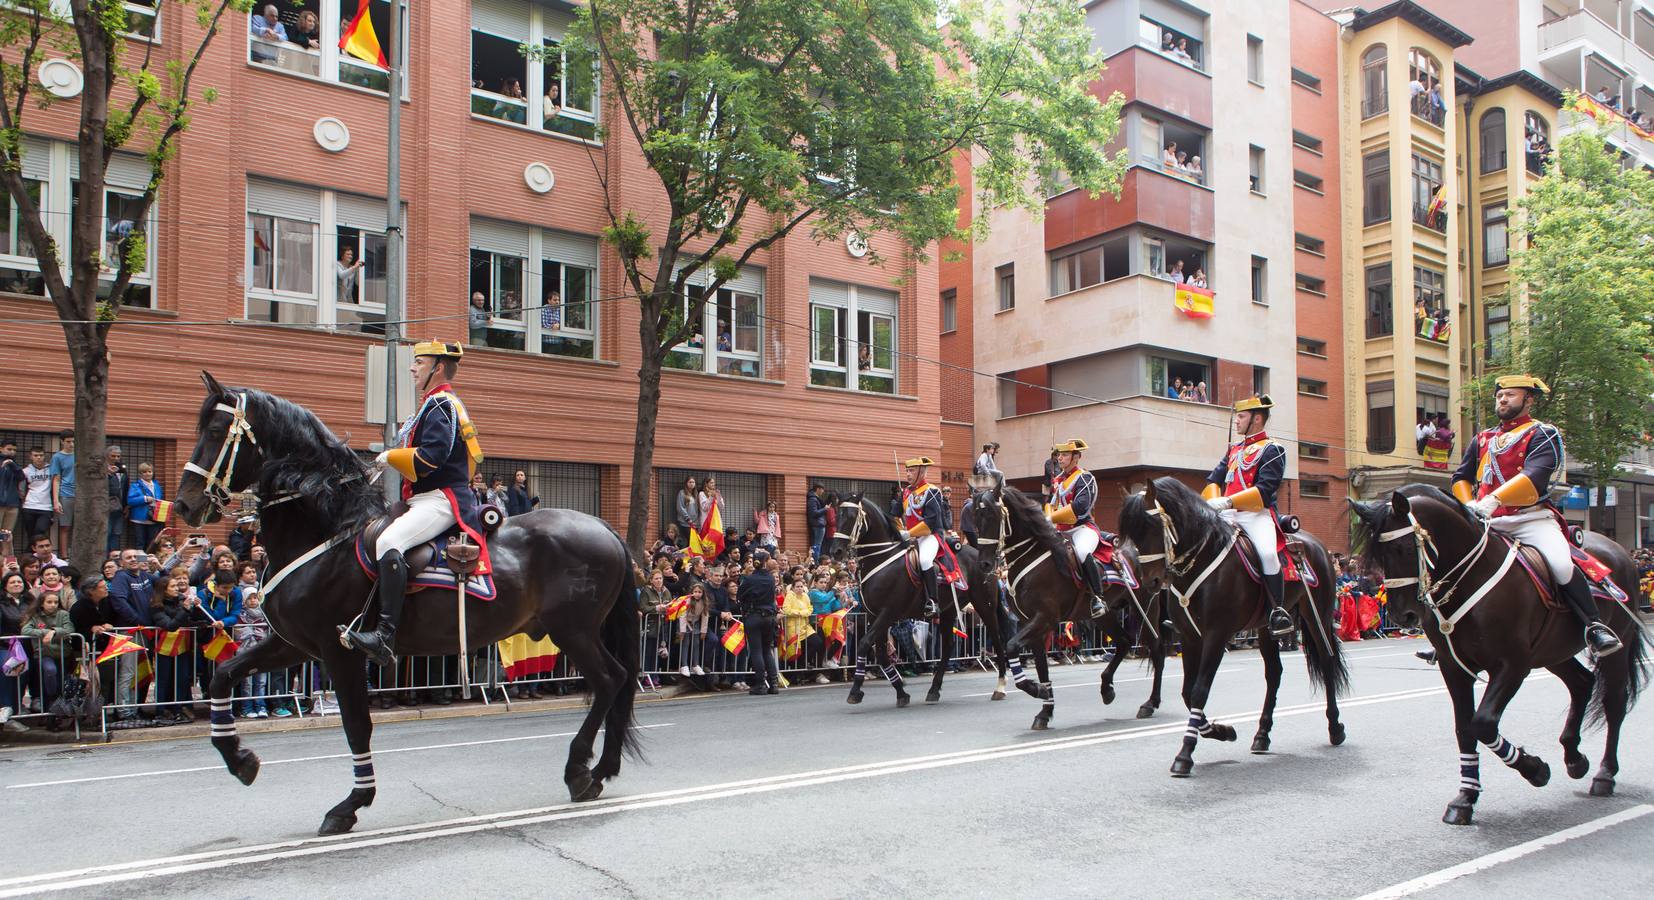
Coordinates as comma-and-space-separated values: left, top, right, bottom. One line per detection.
1558, 574, 1622, 658
1263, 571, 1294, 637
1084, 558, 1109, 619
922, 567, 941, 618
351, 550, 407, 667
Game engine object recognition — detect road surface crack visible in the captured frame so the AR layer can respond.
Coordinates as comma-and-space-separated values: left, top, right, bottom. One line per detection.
408, 780, 477, 817
511, 830, 638, 898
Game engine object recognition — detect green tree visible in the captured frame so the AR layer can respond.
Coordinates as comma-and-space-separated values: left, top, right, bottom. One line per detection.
1472, 98, 1654, 526
566, 0, 1126, 551
0, 1, 249, 567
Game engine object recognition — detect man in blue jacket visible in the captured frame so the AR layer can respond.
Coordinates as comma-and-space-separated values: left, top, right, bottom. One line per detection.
107, 547, 164, 718
807, 484, 828, 560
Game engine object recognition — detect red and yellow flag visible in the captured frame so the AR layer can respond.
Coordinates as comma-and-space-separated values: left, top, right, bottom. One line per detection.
153, 629, 193, 657
663, 596, 690, 621
134, 654, 153, 700
95, 632, 144, 665
1174, 283, 1214, 319
818, 608, 848, 645
690, 502, 726, 560
496, 634, 560, 679
339, 0, 388, 68
202, 632, 239, 663
952, 625, 969, 642
721, 621, 747, 655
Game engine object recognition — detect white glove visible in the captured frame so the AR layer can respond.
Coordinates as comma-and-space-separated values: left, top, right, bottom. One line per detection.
1205, 495, 1233, 511
1469, 495, 1500, 518
899, 529, 913, 541
374, 451, 390, 467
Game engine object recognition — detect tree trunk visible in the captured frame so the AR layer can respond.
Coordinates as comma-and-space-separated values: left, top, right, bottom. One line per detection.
66, 322, 111, 570
626, 293, 667, 553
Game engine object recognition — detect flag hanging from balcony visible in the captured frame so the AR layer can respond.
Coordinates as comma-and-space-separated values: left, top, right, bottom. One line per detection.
340, 0, 388, 68
1174, 283, 1214, 319
1426, 186, 1447, 228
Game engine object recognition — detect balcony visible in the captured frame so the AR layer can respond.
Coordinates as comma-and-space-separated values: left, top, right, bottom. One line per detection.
1540, 8, 1649, 79
1093, 47, 1213, 128
992, 394, 1231, 477
1024, 274, 1231, 364
1045, 167, 1214, 249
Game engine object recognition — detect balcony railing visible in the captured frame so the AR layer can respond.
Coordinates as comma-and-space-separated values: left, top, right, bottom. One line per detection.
1410, 93, 1446, 127
1412, 202, 1447, 231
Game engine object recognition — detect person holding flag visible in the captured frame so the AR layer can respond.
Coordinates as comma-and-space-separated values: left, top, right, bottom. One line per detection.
690, 475, 726, 560
898, 456, 947, 617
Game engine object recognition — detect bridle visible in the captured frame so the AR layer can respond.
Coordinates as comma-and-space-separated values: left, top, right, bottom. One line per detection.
183, 392, 259, 517
831, 499, 907, 581
1149, 499, 1217, 577
1374, 504, 1507, 681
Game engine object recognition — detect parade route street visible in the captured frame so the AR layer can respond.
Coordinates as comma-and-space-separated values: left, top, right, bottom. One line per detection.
2, 639, 1651, 899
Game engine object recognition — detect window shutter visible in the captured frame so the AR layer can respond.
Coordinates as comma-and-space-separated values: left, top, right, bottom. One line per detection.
470, 0, 530, 40
809, 278, 850, 308
856, 285, 899, 316
246, 179, 322, 222
541, 229, 599, 269
470, 218, 531, 257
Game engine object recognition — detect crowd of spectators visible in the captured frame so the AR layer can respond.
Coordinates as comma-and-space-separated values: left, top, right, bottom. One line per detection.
1160, 142, 1204, 182
1165, 376, 1211, 404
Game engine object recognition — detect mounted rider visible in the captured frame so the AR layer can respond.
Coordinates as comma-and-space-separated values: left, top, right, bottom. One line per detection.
1451, 374, 1621, 658
1045, 439, 1109, 620
347, 339, 488, 667
1203, 395, 1294, 638
897, 456, 946, 617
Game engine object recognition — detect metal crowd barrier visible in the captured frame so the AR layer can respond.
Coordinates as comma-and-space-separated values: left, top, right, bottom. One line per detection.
1, 633, 90, 740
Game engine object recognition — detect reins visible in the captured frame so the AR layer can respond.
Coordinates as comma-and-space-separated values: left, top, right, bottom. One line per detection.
1376, 508, 1508, 682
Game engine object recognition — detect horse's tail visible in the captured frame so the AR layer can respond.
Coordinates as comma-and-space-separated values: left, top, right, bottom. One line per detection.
1587, 607, 1649, 728
1299, 549, 1350, 697
603, 532, 645, 761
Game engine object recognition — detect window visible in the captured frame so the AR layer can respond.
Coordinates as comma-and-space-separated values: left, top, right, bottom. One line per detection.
1299, 442, 1330, 461
996, 264, 1015, 312
1299, 480, 1331, 499
1148, 355, 1212, 402
1363, 151, 1390, 225
69, 181, 156, 308
1523, 111, 1550, 175
667, 269, 765, 378
1248, 145, 1265, 193
1253, 367, 1269, 397
1411, 154, 1444, 230
1294, 233, 1325, 255
1296, 273, 1326, 295
1250, 256, 1267, 305
1479, 108, 1508, 173
1485, 302, 1510, 359
1361, 45, 1387, 118
1367, 383, 1396, 454
1050, 235, 1129, 296
1296, 336, 1327, 357
248, 1, 409, 94
244, 182, 404, 331
0, 179, 45, 296
1246, 35, 1263, 84
1141, 115, 1208, 185
1416, 387, 1449, 426
1292, 130, 1323, 154
1413, 266, 1446, 341
658, 467, 766, 535
810, 279, 899, 395
467, 219, 601, 358
248, 214, 318, 324
482, 459, 602, 517
1293, 169, 1324, 192
940, 288, 957, 333
1298, 377, 1327, 397
1483, 203, 1509, 266
1140, 17, 1203, 70
1408, 47, 1444, 126
1290, 67, 1321, 91
470, 1, 599, 140
1365, 263, 1393, 338
123, 1, 158, 39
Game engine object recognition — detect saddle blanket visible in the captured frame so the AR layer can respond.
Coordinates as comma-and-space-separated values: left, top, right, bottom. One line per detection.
1236, 535, 1317, 587
1101, 553, 1139, 591
906, 540, 969, 590
355, 535, 498, 602
1510, 540, 1629, 608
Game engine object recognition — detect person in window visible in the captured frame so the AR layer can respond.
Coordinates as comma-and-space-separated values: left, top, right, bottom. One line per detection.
1189, 268, 1208, 289
1162, 142, 1178, 169
1167, 376, 1184, 400
1194, 381, 1210, 404
336, 245, 364, 305
1174, 37, 1194, 63
1409, 74, 1427, 114
1161, 31, 1175, 54
468, 291, 490, 345
1168, 259, 1186, 284
1594, 87, 1613, 109
544, 81, 563, 123
717, 331, 733, 352
1428, 83, 1445, 122
288, 9, 320, 50
1187, 156, 1203, 180
541, 289, 562, 331
1415, 412, 1436, 454
494, 78, 527, 123
250, 5, 286, 63
858, 343, 872, 369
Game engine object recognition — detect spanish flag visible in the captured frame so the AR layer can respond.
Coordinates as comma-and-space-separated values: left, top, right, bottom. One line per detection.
339, 0, 388, 68
690, 502, 725, 560
150, 499, 172, 524
663, 596, 690, 621
496, 634, 560, 679
780, 630, 806, 662
1174, 283, 1214, 319
818, 608, 848, 646
952, 625, 969, 642
95, 632, 145, 665
1426, 185, 1447, 228
153, 629, 193, 657
721, 621, 747, 655
134, 654, 153, 700
1057, 621, 1081, 648
202, 632, 239, 664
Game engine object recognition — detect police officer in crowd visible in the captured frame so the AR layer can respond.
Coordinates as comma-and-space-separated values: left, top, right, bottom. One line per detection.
739, 549, 780, 695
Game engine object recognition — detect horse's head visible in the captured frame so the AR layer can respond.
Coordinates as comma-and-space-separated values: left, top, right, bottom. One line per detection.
824, 494, 875, 563
967, 471, 1008, 555
1120, 476, 1215, 571
1349, 485, 1478, 624
176, 371, 267, 527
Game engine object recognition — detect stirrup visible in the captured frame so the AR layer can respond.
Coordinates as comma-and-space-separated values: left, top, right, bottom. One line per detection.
1585, 623, 1623, 658
1089, 598, 1109, 619
1267, 607, 1294, 637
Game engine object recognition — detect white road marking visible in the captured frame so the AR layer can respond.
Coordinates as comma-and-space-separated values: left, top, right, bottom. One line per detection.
962, 648, 1423, 698
5, 724, 676, 790
0, 683, 1468, 897
1354, 804, 1654, 899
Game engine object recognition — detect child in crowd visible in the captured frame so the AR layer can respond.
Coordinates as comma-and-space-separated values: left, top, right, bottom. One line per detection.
235, 590, 271, 718
677, 583, 711, 678
21, 589, 74, 711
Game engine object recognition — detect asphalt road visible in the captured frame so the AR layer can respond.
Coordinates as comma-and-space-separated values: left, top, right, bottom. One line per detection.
2, 638, 1651, 899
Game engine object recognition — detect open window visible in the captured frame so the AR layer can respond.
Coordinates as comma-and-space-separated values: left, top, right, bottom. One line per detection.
1408, 47, 1444, 126
1049, 233, 1130, 296
1141, 114, 1208, 184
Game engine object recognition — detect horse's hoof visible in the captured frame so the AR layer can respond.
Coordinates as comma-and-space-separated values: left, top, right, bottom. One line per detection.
1100, 684, 1117, 705
317, 813, 357, 836
1170, 756, 1193, 777
990, 690, 1006, 701
1564, 752, 1589, 780
1208, 723, 1237, 742
1589, 777, 1615, 797
566, 768, 594, 802
232, 750, 261, 786
1329, 723, 1347, 746
1518, 756, 1551, 788
895, 693, 911, 709
1251, 733, 1271, 754
573, 780, 604, 803
1031, 717, 1049, 731
1442, 804, 1474, 826
1136, 704, 1156, 720
846, 691, 863, 705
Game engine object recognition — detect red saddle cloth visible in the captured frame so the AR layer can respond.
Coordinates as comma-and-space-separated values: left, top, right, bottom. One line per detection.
906, 541, 969, 590
1235, 530, 1314, 586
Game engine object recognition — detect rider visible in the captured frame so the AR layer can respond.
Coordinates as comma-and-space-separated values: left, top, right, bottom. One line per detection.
897, 456, 947, 618
347, 339, 487, 667
1451, 375, 1621, 658
1045, 439, 1109, 619
1203, 395, 1295, 638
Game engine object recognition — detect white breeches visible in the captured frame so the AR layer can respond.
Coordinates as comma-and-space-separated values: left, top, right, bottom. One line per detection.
1222, 508, 1280, 575
376, 491, 457, 559
1490, 508, 1576, 583
915, 533, 940, 570
1065, 524, 1100, 560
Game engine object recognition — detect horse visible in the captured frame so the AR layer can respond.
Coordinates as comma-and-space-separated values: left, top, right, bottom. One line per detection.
172, 373, 642, 836
1351, 485, 1648, 825
824, 494, 1008, 707
967, 477, 1171, 730
1119, 476, 1348, 776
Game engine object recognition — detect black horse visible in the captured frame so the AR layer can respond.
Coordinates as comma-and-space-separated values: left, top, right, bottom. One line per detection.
1120, 477, 1348, 776
1352, 485, 1648, 825
173, 374, 641, 835
825, 494, 1009, 707
968, 478, 1171, 730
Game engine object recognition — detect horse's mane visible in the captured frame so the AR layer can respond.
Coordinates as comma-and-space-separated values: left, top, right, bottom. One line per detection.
1401, 483, 1480, 528
1000, 486, 1079, 574
849, 492, 898, 535
201, 387, 385, 532
1118, 489, 1151, 546
1353, 483, 1478, 555
1122, 476, 1224, 548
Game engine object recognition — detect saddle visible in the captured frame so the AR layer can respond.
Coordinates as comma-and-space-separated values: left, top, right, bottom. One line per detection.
1235, 531, 1317, 587
903, 541, 969, 590
1508, 538, 1629, 610
354, 501, 506, 602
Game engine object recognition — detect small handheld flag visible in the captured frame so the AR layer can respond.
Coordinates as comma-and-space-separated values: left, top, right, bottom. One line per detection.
664, 596, 690, 621
202, 632, 240, 663
721, 622, 747, 655
95, 632, 145, 665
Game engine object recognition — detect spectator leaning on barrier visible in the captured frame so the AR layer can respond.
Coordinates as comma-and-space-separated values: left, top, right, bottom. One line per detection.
151, 572, 208, 723
21, 588, 73, 712
234, 589, 271, 718
0, 572, 27, 730
70, 575, 115, 705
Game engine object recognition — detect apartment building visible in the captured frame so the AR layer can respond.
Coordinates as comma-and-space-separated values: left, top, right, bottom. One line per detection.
0, 1, 942, 544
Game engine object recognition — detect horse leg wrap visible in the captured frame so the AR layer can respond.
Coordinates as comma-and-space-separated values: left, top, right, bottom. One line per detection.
1009, 658, 1031, 685
882, 664, 904, 689
353, 752, 377, 790
1187, 708, 1214, 738
1459, 752, 1482, 792
209, 699, 237, 740
854, 662, 868, 679
1483, 735, 1521, 767
1040, 681, 1054, 703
